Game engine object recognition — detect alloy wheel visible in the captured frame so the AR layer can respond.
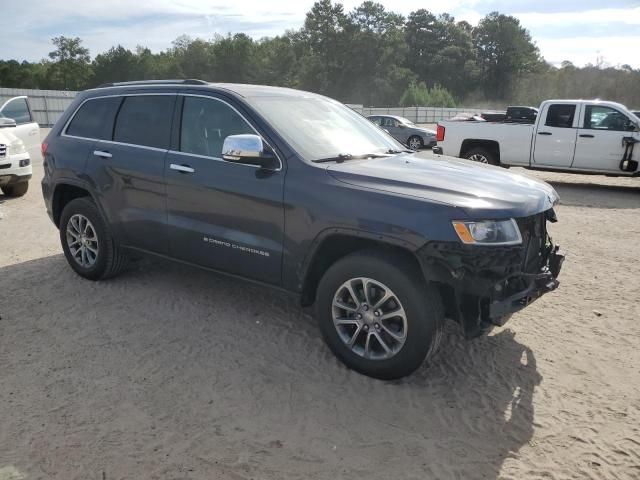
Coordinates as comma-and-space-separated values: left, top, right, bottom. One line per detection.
332, 277, 408, 360
66, 213, 99, 268
468, 153, 489, 163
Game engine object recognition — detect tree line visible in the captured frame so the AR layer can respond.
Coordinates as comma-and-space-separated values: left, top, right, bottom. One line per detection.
1, 0, 639, 108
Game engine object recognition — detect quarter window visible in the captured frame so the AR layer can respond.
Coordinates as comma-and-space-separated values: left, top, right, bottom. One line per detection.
1, 97, 32, 124
66, 97, 122, 140
545, 104, 576, 128
584, 105, 630, 131
180, 96, 254, 158
114, 95, 175, 149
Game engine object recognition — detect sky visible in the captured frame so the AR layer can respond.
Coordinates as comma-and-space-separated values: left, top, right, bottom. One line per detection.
1, 0, 639, 68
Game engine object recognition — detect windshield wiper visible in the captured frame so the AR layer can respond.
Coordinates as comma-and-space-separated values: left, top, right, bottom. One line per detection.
313, 152, 394, 163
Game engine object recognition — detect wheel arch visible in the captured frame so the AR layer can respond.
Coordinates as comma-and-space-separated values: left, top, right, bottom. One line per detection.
459, 139, 501, 164
299, 230, 424, 307
52, 181, 98, 228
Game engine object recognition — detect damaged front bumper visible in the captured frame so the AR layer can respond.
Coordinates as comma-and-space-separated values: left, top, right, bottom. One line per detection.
417, 211, 564, 338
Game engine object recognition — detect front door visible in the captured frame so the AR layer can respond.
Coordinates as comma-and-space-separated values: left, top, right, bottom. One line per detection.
165, 94, 285, 285
0, 96, 40, 161
573, 104, 640, 172
532, 103, 578, 167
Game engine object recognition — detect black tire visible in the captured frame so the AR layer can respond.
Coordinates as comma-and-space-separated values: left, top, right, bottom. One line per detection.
59, 197, 127, 280
407, 135, 424, 150
464, 147, 499, 166
2, 182, 29, 197
315, 250, 444, 380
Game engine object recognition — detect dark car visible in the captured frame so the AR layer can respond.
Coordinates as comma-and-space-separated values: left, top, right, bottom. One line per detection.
42, 80, 564, 379
367, 114, 436, 149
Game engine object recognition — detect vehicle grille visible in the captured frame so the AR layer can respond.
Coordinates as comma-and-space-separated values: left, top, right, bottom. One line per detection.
516, 212, 548, 273
0, 144, 6, 158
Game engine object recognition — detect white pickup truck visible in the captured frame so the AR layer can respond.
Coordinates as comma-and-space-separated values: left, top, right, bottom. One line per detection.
0, 96, 39, 196
434, 99, 640, 176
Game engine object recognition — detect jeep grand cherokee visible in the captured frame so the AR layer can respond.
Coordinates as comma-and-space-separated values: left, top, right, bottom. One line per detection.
41, 80, 564, 379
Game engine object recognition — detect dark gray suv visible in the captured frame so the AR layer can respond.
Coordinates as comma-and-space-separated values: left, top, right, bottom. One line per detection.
42, 80, 564, 379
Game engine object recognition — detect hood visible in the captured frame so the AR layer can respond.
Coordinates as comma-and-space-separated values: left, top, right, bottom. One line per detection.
0, 128, 19, 145
326, 151, 559, 219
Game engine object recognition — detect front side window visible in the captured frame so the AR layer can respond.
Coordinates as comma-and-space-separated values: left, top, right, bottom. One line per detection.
545, 104, 576, 128
66, 96, 122, 140
249, 95, 404, 161
368, 117, 381, 126
1, 98, 32, 124
584, 105, 631, 131
180, 96, 254, 158
114, 95, 175, 149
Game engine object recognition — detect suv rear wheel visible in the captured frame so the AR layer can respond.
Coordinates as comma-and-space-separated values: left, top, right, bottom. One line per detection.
59, 197, 127, 280
316, 250, 444, 379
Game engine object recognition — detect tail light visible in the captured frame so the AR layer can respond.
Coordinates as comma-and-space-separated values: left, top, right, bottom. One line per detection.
41, 142, 48, 159
436, 125, 445, 142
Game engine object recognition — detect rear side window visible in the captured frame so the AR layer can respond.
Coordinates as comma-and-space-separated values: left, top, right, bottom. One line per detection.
1, 97, 32, 124
66, 97, 122, 140
545, 104, 576, 128
114, 95, 175, 149
180, 96, 254, 158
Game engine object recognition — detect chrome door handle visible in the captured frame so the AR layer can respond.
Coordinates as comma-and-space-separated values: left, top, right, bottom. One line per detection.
579, 134, 594, 138
537, 132, 552, 136
93, 150, 112, 158
170, 163, 195, 174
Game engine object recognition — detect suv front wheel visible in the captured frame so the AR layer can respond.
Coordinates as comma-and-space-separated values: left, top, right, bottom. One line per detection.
316, 250, 444, 379
59, 197, 127, 280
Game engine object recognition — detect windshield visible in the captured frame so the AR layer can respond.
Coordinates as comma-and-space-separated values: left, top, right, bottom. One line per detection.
249, 95, 406, 161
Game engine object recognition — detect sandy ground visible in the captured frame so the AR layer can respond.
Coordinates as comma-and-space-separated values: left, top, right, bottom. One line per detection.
1, 144, 639, 480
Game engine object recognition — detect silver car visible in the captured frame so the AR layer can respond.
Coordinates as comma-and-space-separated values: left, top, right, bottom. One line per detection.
367, 115, 436, 150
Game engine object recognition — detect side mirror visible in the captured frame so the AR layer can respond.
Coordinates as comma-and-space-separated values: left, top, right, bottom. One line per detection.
0, 117, 16, 128
221, 134, 277, 168
625, 122, 638, 132
397, 123, 406, 129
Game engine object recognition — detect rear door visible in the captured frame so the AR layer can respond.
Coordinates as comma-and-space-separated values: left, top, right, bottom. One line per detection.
164, 94, 285, 285
573, 104, 640, 172
0, 96, 40, 161
87, 93, 176, 254
532, 103, 578, 167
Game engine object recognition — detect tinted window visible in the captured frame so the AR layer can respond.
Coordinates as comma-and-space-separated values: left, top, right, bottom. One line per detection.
114, 95, 175, 149
1, 98, 31, 124
180, 96, 254, 158
545, 104, 576, 128
368, 116, 381, 126
584, 105, 630, 131
67, 97, 122, 140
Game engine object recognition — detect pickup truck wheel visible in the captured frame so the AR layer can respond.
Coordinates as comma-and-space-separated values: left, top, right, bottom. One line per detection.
1, 182, 29, 197
407, 136, 424, 150
59, 197, 127, 280
465, 147, 498, 166
316, 250, 444, 379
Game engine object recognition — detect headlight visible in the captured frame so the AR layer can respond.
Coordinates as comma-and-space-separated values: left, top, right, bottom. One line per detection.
8, 138, 26, 155
452, 219, 522, 245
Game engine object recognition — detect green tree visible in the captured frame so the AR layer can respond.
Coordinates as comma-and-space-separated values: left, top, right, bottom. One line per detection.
344, 1, 413, 105
399, 81, 456, 107
48, 36, 92, 90
297, 0, 351, 97
473, 12, 543, 99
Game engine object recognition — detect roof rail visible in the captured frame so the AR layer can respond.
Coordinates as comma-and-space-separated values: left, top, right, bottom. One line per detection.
96, 79, 209, 88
